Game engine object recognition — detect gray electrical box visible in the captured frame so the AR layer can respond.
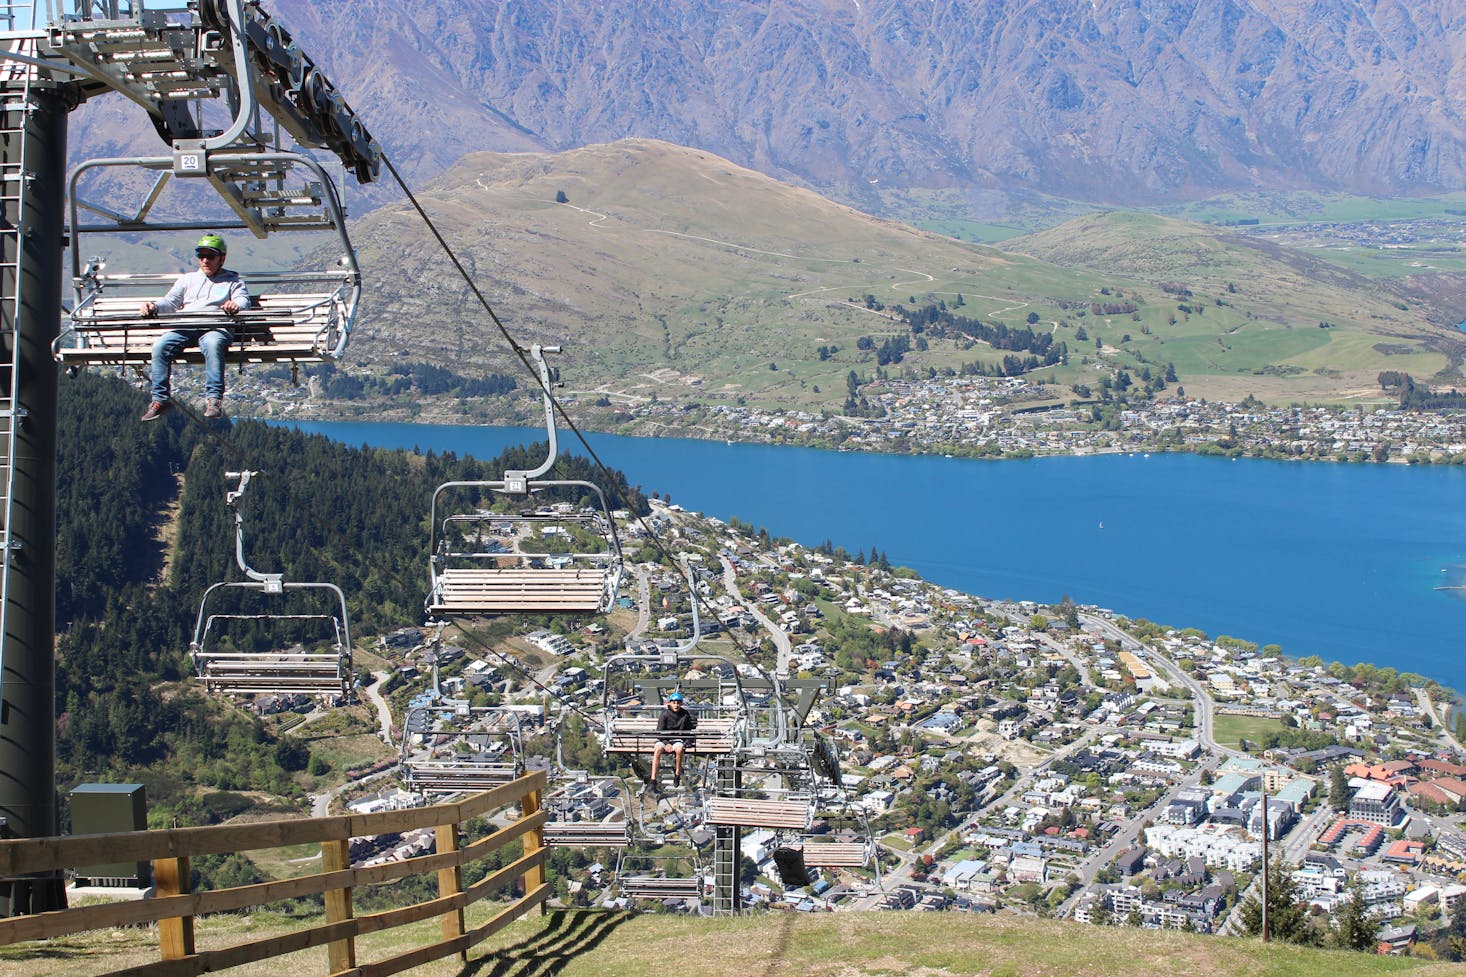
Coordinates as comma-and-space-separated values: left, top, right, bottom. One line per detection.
69, 783, 149, 887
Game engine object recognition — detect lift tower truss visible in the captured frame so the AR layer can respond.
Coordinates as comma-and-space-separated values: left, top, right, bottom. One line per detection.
0, 0, 380, 915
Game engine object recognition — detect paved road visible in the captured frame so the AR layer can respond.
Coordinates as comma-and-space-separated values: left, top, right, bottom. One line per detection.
1079, 613, 1244, 761
1416, 687, 1464, 752
849, 725, 1111, 911
1055, 751, 1222, 918
719, 554, 791, 675
626, 565, 652, 640
304, 671, 399, 819
309, 766, 399, 819
1048, 614, 1272, 921
363, 670, 395, 744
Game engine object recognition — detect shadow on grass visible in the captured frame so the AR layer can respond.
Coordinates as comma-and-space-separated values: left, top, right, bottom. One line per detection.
459, 909, 632, 977
758, 911, 795, 977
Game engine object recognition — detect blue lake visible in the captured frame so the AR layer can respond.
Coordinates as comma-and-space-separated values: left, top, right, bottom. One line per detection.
276, 420, 1466, 694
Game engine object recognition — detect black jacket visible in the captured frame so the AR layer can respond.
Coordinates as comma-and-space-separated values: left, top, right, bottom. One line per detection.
656, 705, 696, 735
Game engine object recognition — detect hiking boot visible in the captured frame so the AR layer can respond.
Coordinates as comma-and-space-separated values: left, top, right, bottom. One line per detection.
204, 398, 224, 419
140, 401, 170, 422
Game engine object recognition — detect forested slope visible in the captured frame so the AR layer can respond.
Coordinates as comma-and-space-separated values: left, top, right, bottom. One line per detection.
52, 375, 647, 821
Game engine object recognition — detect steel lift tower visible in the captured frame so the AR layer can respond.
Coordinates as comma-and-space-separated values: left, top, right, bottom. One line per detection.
0, 0, 379, 914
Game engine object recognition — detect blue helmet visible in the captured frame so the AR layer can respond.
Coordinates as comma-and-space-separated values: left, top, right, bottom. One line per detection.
668, 691, 684, 702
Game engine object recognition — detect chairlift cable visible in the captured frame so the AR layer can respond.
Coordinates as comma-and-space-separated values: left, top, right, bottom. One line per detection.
136, 141, 795, 738
377, 152, 783, 686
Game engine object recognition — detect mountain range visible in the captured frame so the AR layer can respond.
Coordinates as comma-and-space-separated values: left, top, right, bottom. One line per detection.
58, 1, 1466, 410
202, 0, 1466, 210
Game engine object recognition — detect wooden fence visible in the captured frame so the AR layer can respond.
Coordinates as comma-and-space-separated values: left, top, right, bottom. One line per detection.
0, 770, 548, 977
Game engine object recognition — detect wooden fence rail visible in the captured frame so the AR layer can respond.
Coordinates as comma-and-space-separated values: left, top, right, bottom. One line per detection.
0, 770, 549, 977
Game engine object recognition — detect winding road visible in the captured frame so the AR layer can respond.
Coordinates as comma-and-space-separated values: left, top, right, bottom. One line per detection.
719, 554, 792, 675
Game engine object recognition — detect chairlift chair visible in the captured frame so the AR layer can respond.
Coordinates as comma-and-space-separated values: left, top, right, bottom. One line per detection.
600, 648, 748, 766
54, 0, 376, 376
399, 703, 525, 795
611, 848, 707, 907
58, 151, 362, 376
701, 728, 835, 833
769, 796, 882, 890
702, 766, 815, 832
189, 471, 352, 700
539, 703, 633, 847
426, 345, 624, 618
542, 775, 635, 848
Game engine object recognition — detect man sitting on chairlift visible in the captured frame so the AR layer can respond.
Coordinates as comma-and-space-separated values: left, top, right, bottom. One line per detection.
138, 233, 249, 422
650, 691, 696, 786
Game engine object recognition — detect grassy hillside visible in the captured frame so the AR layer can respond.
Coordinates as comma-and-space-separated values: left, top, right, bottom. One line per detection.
13, 906, 1462, 977
349, 139, 1085, 412
334, 139, 1465, 412
1009, 211, 1464, 403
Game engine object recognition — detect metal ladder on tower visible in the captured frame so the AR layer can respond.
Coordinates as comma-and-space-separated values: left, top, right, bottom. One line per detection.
0, 16, 41, 702
710, 760, 740, 915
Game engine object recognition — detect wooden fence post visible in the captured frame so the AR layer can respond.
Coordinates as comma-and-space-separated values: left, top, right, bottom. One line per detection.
435, 821, 466, 962
153, 856, 194, 960
521, 786, 545, 915
321, 839, 356, 972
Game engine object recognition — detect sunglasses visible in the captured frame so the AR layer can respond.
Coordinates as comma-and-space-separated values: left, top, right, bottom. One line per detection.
196, 250, 223, 259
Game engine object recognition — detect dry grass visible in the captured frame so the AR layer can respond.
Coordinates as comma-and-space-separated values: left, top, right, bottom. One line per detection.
342, 140, 1464, 414
7, 907, 1464, 977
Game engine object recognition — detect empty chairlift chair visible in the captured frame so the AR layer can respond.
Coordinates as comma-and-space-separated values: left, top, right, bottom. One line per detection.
777, 801, 881, 885
426, 345, 624, 619
190, 471, 352, 700
701, 674, 838, 831
703, 791, 813, 832
543, 712, 633, 847
399, 704, 525, 794
542, 778, 633, 848
57, 152, 362, 376
612, 850, 706, 905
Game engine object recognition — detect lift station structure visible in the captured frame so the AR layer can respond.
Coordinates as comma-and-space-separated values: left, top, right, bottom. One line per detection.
0, 0, 379, 914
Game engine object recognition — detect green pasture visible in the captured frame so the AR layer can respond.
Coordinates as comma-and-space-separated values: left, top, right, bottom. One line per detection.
1212, 712, 1287, 749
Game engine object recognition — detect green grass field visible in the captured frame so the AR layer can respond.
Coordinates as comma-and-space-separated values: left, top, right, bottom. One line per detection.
1297, 245, 1466, 279
1161, 190, 1466, 225
1212, 713, 1288, 749
9, 907, 1462, 977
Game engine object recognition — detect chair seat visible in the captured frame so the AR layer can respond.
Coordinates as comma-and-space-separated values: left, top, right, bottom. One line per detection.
429, 567, 610, 614
57, 292, 343, 366
704, 796, 811, 829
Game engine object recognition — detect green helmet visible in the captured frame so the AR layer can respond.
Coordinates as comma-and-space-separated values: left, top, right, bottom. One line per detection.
195, 233, 227, 254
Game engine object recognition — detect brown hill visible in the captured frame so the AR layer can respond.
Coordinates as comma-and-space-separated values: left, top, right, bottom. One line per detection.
342, 141, 1463, 409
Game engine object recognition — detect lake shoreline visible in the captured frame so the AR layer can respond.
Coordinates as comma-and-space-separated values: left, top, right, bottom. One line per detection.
265, 418, 1466, 696
254, 397, 1461, 469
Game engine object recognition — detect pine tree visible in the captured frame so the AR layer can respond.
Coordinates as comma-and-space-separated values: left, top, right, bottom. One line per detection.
1330, 882, 1378, 951
1236, 857, 1315, 944
1330, 763, 1351, 808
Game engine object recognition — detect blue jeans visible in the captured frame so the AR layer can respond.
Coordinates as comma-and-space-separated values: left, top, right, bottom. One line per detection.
150, 328, 230, 402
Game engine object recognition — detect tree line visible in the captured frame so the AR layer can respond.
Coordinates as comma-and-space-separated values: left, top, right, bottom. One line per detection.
296, 361, 519, 400
52, 374, 648, 819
